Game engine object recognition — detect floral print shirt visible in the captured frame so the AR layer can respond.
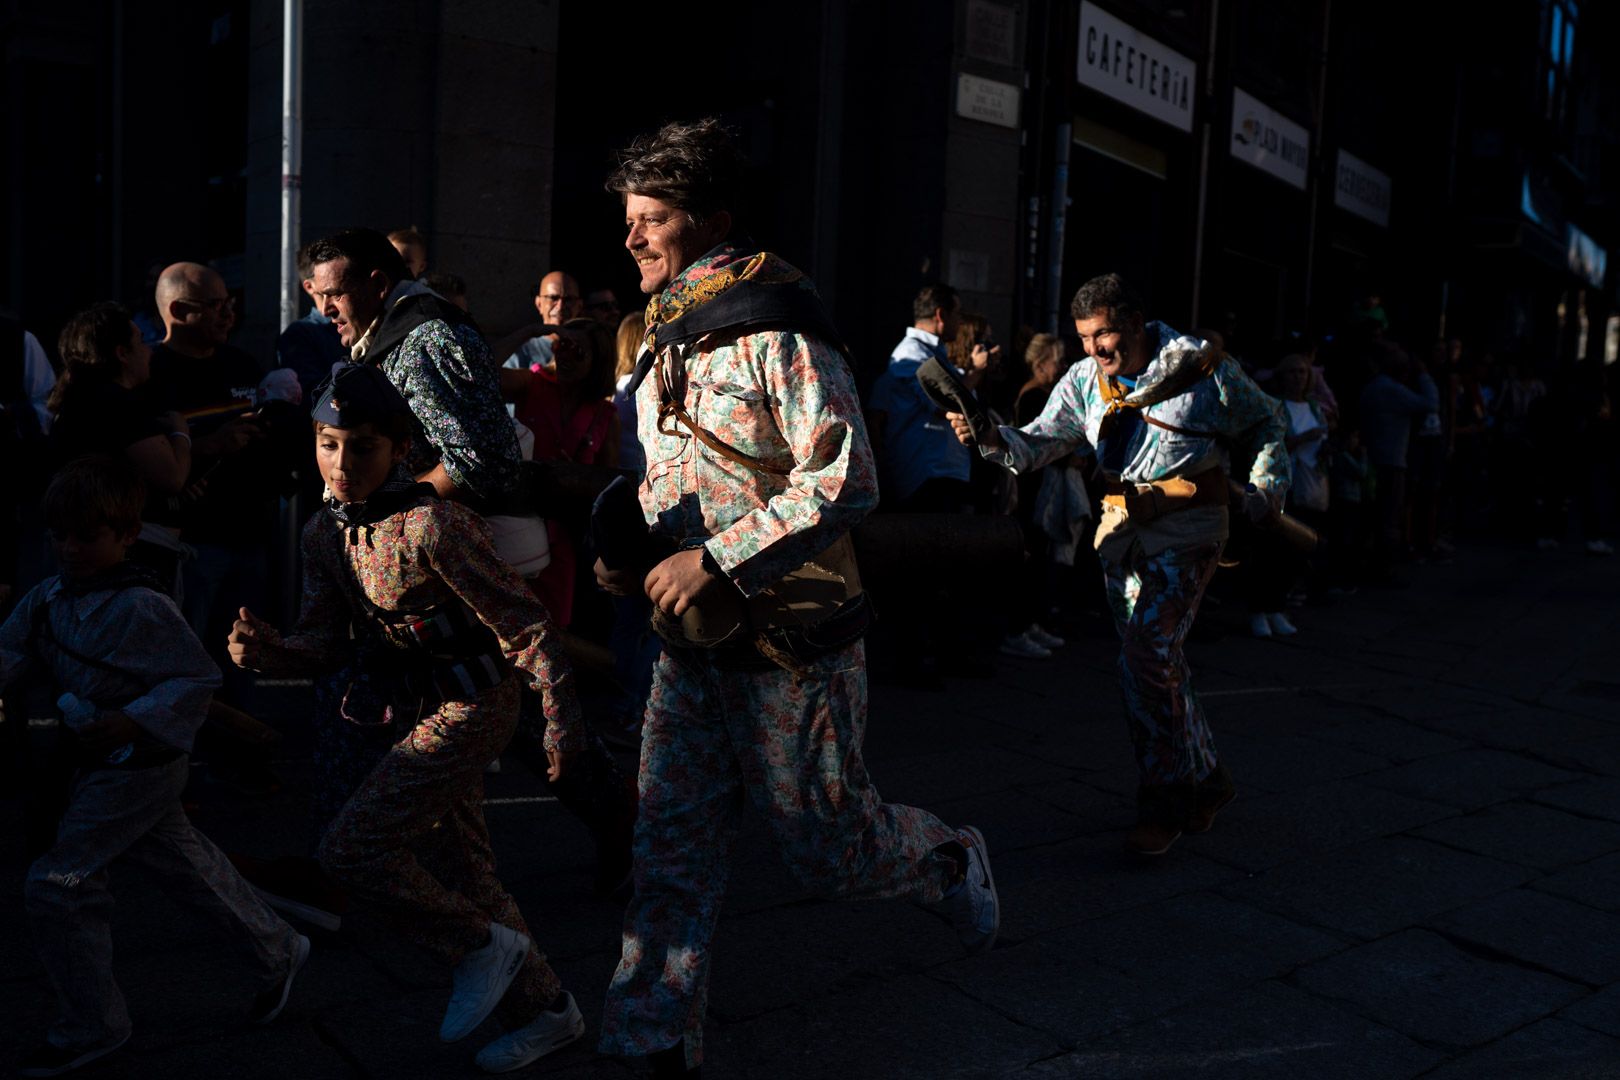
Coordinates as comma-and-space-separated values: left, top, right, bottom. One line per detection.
277, 499, 582, 751
987, 321, 1290, 557
378, 321, 523, 503
636, 327, 877, 599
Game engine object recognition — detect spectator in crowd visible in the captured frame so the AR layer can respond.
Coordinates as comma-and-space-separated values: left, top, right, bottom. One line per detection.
612, 310, 647, 476
492, 270, 586, 374
387, 226, 428, 278
147, 263, 293, 719
1358, 342, 1438, 578
228, 366, 586, 1073
6, 457, 307, 1079
1, 313, 57, 602
420, 270, 469, 312
868, 283, 973, 512
276, 243, 347, 400
1409, 338, 1454, 560
500, 318, 619, 627
595, 117, 996, 1079
46, 303, 192, 588
1243, 353, 1330, 636
950, 273, 1289, 856
585, 287, 622, 328
1003, 333, 1074, 659
866, 283, 992, 686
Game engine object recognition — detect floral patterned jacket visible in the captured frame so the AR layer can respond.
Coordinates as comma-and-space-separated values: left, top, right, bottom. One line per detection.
636, 324, 877, 599
276, 498, 582, 750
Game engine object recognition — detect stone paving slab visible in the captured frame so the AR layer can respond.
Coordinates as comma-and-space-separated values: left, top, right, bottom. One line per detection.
1218, 835, 1536, 941
1411, 801, 1620, 870
1290, 928, 1585, 1048
1530, 852, 1620, 912
1415, 1017, 1620, 1080
1192, 780, 1457, 874
1355, 748, 1579, 810
3, 541, 1619, 1078
1426, 888, 1620, 986
1532, 777, 1620, 823
1015, 980, 1444, 1079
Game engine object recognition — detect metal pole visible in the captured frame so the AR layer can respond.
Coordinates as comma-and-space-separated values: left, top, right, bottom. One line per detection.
1189, 0, 1220, 326
1301, 0, 1331, 322
278, 0, 303, 331
1044, 121, 1071, 333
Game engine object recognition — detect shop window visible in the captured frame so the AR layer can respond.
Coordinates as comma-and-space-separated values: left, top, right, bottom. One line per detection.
1605, 315, 1618, 366
1541, 0, 1578, 128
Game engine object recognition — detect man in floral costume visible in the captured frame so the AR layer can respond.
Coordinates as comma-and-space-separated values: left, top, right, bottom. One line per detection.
950, 273, 1290, 856
594, 118, 999, 1079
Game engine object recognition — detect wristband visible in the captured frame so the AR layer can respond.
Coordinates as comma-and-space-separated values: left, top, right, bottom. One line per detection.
167, 431, 192, 448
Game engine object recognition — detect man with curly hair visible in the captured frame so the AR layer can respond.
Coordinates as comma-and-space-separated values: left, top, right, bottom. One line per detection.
593, 118, 999, 1079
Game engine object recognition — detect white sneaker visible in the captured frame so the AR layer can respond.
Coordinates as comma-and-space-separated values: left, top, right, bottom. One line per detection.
1587, 539, 1616, 557
998, 633, 1052, 659
441, 923, 531, 1043
1536, 537, 1560, 551
940, 826, 999, 955
473, 992, 586, 1073
1249, 614, 1273, 638
1268, 612, 1298, 636
1026, 624, 1066, 649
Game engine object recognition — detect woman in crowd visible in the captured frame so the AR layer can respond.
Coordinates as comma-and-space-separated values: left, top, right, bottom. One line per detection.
47, 302, 193, 590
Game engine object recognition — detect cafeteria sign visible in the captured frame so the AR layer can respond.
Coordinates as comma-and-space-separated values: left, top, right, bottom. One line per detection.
1076, 1, 1195, 133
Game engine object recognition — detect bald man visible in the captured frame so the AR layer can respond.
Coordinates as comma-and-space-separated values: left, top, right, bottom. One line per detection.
146, 263, 286, 736
535, 271, 583, 324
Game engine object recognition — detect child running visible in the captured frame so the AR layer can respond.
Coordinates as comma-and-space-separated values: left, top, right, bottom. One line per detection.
4, 456, 307, 1079
226, 364, 586, 1073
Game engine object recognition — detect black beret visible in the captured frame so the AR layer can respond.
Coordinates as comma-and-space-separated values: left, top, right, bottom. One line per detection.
310, 364, 411, 429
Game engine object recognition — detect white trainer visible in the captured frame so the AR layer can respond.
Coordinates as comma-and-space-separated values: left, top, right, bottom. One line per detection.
1268, 612, 1298, 636
999, 633, 1052, 659
474, 992, 586, 1073
441, 923, 531, 1043
942, 826, 1000, 955
1026, 624, 1066, 649
1249, 614, 1273, 638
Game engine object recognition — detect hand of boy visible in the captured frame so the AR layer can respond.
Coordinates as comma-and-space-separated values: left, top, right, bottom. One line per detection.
227, 607, 283, 669
644, 548, 723, 616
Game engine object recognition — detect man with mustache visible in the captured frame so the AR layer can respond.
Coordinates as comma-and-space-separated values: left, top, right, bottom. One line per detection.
594, 117, 999, 1079
949, 274, 1290, 856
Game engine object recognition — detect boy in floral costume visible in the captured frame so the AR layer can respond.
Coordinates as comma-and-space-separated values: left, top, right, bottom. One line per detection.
227, 365, 587, 1074
593, 118, 999, 1079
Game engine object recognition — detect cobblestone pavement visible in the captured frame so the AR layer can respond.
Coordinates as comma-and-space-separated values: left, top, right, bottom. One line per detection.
4, 541, 1619, 1079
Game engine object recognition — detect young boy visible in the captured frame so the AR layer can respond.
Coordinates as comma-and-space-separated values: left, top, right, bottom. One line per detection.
227, 365, 586, 1073
3, 456, 308, 1079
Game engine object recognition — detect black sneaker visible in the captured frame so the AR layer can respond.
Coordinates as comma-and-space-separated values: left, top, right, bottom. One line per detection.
249, 933, 311, 1024
19, 1034, 130, 1077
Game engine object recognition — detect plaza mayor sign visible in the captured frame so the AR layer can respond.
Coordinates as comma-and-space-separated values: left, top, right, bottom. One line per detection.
1076, 1, 1196, 133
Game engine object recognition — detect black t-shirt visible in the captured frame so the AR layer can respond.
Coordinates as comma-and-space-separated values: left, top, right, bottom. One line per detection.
49, 380, 179, 526
143, 343, 284, 544
50, 380, 165, 463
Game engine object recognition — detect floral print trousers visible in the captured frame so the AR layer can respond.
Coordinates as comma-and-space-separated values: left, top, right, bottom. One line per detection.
1103, 541, 1224, 786
598, 641, 957, 1068
318, 677, 561, 1027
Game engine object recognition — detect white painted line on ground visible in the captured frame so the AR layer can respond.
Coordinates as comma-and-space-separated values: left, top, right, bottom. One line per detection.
483, 796, 560, 806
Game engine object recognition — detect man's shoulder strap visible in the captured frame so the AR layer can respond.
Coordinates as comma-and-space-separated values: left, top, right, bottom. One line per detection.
371, 292, 480, 361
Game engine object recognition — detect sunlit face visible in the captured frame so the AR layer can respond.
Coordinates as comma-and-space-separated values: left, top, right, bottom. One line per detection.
1074, 310, 1147, 377
534, 273, 583, 323
310, 258, 390, 348
316, 422, 408, 503
624, 193, 720, 295
50, 523, 137, 579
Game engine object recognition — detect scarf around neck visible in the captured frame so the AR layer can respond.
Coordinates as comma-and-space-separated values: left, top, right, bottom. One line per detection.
626, 243, 842, 395
325, 464, 436, 545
